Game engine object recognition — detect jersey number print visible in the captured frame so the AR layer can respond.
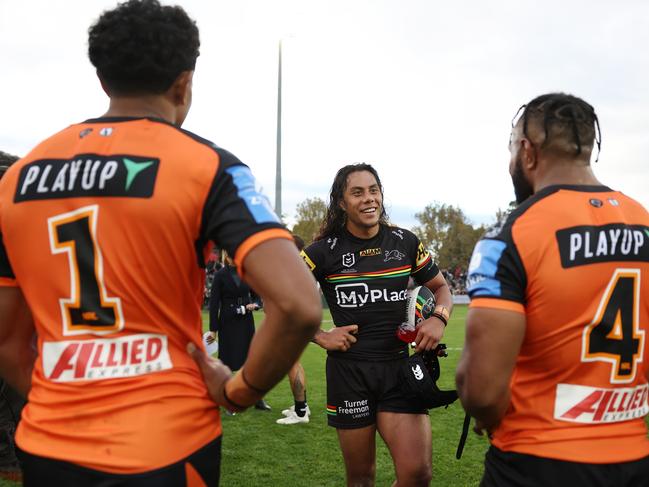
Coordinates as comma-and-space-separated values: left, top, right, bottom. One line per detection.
48, 205, 124, 335
582, 268, 644, 383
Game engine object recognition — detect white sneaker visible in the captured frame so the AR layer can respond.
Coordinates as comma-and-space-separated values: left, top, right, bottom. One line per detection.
276, 410, 310, 425
281, 405, 311, 417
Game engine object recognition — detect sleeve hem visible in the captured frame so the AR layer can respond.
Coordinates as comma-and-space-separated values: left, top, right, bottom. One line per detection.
234, 228, 293, 278
0, 277, 18, 287
469, 297, 525, 314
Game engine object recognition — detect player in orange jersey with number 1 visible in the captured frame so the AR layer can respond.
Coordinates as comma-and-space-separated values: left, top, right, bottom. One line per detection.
457, 93, 649, 486
0, 1, 321, 486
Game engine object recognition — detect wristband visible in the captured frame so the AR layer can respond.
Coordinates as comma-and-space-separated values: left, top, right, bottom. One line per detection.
434, 305, 450, 322
241, 368, 269, 394
224, 370, 265, 411
431, 312, 448, 327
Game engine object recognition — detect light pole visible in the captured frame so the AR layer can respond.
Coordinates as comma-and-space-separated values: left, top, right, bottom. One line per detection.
274, 39, 283, 218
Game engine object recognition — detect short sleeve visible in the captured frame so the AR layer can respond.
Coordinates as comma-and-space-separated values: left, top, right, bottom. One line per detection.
466, 226, 527, 313
200, 149, 292, 273
301, 241, 326, 281
409, 233, 439, 285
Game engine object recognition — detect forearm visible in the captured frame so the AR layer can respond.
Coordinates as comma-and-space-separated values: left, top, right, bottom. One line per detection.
433, 283, 453, 315
311, 328, 327, 346
0, 287, 36, 397
238, 298, 319, 392
457, 368, 510, 429
0, 345, 35, 398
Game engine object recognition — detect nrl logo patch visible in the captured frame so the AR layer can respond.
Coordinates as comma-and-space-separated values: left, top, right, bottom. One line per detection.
342, 252, 355, 268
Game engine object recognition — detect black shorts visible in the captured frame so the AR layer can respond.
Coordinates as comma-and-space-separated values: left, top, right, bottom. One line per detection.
326, 355, 427, 429
17, 436, 221, 487
481, 445, 649, 487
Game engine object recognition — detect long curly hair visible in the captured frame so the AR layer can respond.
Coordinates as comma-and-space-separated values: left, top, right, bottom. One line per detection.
315, 163, 389, 241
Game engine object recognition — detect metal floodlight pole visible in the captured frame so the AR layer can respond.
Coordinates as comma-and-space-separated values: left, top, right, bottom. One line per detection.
275, 39, 283, 218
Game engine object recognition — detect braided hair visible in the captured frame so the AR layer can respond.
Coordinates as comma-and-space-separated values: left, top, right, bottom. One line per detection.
513, 93, 602, 162
315, 163, 389, 241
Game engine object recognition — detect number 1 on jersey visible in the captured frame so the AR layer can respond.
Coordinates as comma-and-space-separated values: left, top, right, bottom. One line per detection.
48, 205, 124, 335
582, 269, 644, 384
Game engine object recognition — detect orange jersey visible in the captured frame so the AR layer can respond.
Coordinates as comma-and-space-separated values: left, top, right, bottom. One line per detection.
467, 185, 649, 463
0, 117, 291, 473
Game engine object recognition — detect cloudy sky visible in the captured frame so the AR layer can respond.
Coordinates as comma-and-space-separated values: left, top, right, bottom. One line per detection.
1, 0, 647, 230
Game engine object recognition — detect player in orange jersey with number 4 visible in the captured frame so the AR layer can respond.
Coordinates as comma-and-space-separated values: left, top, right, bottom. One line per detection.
457, 93, 649, 486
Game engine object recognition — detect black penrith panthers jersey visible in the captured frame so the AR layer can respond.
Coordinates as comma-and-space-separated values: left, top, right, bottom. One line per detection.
302, 225, 439, 360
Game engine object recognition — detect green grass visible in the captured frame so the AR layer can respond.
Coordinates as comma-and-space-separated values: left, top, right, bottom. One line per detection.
214, 305, 489, 487
0, 306, 484, 487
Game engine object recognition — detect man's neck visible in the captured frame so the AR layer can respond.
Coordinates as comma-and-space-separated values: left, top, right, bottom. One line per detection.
534, 158, 602, 193
346, 222, 380, 239
101, 96, 175, 124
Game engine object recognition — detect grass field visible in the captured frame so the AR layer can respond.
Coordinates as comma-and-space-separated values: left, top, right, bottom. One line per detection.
214, 304, 489, 487
0, 305, 484, 487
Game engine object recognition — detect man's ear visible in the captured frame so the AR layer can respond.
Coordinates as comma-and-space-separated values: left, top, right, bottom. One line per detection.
521, 138, 538, 171
169, 70, 194, 106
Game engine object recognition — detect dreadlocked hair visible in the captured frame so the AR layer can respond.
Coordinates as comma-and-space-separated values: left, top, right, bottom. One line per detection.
516, 93, 602, 162
315, 163, 389, 241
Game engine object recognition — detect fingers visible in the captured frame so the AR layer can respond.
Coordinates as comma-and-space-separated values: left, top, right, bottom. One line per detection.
187, 342, 208, 369
340, 324, 358, 334
344, 332, 357, 344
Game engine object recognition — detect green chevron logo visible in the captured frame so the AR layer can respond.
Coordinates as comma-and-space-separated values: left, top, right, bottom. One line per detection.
123, 158, 155, 191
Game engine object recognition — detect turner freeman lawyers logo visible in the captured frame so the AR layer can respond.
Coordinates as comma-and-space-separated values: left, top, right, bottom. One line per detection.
334, 282, 407, 308
328, 399, 370, 419
342, 252, 355, 268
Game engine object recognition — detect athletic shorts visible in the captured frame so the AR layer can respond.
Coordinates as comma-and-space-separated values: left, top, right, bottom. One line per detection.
17, 436, 221, 487
325, 355, 427, 429
481, 445, 649, 487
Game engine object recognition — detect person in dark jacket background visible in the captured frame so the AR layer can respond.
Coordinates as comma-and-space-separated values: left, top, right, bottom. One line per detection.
208, 251, 270, 411
0, 151, 25, 483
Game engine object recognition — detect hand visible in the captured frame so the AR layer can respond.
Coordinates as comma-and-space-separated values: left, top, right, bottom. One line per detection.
187, 342, 232, 406
473, 418, 492, 438
245, 303, 259, 311
315, 325, 358, 351
414, 317, 445, 353
205, 331, 216, 345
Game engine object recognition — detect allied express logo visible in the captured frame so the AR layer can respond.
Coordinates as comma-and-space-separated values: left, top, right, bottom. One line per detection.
14, 154, 160, 202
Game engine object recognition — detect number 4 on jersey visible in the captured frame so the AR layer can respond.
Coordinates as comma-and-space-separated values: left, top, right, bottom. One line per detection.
582, 269, 644, 384
48, 205, 124, 335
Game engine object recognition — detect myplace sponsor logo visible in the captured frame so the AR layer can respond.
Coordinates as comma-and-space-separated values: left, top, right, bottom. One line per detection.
554, 383, 649, 424
334, 283, 407, 308
42, 333, 172, 382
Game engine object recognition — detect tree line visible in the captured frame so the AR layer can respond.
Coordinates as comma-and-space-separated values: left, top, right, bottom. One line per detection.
290, 197, 516, 272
